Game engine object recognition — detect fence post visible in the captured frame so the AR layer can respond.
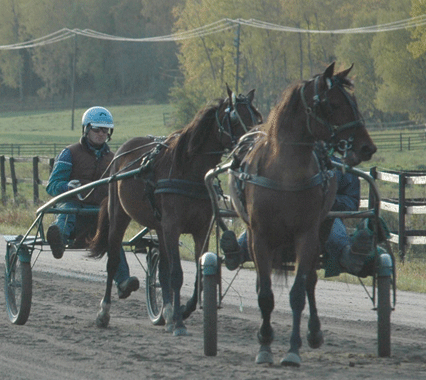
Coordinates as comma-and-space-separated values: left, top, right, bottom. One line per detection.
9, 157, 18, 202
0, 155, 6, 204
398, 173, 406, 261
33, 156, 40, 204
49, 158, 55, 173
399, 133, 402, 151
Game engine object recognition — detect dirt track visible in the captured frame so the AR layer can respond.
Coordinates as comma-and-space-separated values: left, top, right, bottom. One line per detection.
1, 236, 426, 379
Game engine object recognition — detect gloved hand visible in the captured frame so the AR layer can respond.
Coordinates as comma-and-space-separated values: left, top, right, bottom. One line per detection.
67, 180, 81, 190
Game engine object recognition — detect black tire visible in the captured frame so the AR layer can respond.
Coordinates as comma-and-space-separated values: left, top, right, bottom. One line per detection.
203, 273, 217, 356
145, 247, 165, 326
4, 244, 32, 325
377, 275, 391, 357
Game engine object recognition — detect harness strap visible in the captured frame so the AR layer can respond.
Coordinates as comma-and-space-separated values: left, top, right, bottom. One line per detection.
154, 179, 210, 199
229, 169, 335, 192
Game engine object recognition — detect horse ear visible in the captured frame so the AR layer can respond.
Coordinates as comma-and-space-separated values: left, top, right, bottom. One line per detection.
226, 83, 233, 102
336, 63, 354, 79
247, 89, 255, 103
324, 62, 335, 79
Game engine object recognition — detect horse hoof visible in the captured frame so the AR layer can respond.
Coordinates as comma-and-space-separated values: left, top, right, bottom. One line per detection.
96, 312, 110, 328
307, 330, 324, 349
255, 345, 273, 364
163, 304, 173, 333
281, 352, 301, 367
173, 327, 190, 336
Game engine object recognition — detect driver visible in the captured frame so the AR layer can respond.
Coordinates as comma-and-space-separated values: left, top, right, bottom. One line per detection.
45, 106, 139, 299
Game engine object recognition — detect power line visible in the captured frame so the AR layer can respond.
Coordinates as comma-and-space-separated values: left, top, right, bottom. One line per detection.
1, 15, 425, 50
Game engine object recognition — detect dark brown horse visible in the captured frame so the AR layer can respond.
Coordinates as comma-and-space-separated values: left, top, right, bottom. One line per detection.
90, 85, 262, 334
228, 63, 376, 366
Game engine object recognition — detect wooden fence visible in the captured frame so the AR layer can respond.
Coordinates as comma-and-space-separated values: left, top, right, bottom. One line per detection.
0, 155, 54, 204
360, 167, 426, 261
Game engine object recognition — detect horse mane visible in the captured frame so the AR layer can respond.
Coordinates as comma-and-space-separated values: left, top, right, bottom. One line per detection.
171, 98, 226, 170
263, 81, 305, 137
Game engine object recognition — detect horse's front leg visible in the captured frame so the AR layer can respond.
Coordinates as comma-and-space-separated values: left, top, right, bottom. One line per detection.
281, 271, 306, 367
156, 235, 174, 333
96, 244, 120, 328
306, 267, 324, 349
253, 232, 275, 364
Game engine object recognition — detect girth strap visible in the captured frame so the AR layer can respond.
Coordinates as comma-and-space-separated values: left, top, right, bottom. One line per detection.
154, 179, 210, 199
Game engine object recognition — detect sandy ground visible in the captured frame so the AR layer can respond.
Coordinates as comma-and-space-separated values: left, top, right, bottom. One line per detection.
1, 236, 426, 380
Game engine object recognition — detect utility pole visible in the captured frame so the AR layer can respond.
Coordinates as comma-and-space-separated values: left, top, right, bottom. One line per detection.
71, 34, 77, 131
234, 23, 241, 93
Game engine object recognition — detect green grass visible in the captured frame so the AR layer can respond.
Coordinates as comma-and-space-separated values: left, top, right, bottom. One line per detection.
0, 104, 177, 145
1, 106, 426, 293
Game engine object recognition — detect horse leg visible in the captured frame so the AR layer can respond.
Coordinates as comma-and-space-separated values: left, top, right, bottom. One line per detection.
163, 228, 188, 336
306, 267, 324, 349
252, 234, 275, 364
182, 232, 207, 320
280, 271, 306, 367
281, 233, 319, 366
96, 201, 130, 328
156, 235, 174, 333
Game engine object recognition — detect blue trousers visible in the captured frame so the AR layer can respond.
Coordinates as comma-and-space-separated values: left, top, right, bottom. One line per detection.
324, 218, 350, 277
51, 201, 130, 284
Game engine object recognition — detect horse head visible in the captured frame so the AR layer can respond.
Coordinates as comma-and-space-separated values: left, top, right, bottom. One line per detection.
301, 62, 376, 166
216, 84, 262, 149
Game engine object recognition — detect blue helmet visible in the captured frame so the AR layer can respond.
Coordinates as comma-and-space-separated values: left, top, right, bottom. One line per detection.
81, 106, 114, 138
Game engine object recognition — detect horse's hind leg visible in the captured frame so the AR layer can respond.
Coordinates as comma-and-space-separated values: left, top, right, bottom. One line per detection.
163, 228, 189, 336
306, 267, 324, 349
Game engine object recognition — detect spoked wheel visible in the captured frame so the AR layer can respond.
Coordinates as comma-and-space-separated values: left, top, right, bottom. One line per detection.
377, 275, 391, 357
145, 247, 165, 325
4, 243, 32, 325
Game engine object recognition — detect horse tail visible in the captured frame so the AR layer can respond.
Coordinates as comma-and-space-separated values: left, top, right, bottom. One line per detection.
88, 197, 110, 258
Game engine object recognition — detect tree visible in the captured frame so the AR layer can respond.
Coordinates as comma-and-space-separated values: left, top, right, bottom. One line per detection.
0, 0, 30, 100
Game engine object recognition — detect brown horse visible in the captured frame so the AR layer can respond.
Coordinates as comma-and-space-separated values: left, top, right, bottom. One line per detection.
228, 63, 376, 366
90, 85, 262, 334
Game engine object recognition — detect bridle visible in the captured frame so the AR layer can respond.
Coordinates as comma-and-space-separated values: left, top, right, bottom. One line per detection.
301, 75, 364, 158
216, 93, 261, 146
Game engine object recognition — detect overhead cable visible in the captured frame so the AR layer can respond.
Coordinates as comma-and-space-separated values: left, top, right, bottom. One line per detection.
0, 15, 425, 50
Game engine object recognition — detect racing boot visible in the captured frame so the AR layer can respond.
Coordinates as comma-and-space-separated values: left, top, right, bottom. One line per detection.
339, 229, 373, 275
46, 225, 65, 259
117, 276, 140, 299
220, 230, 242, 271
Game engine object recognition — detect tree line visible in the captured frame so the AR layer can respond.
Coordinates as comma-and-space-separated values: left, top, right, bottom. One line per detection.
1, 0, 426, 126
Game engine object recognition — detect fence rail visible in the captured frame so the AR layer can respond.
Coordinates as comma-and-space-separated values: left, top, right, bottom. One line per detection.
1, 131, 425, 155
2, 156, 426, 260
360, 167, 426, 260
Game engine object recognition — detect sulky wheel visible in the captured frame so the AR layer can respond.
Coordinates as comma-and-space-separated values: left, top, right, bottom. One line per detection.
4, 243, 32, 325
377, 275, 391, 357
145, 247, 165, 325
203, 272, 218, 356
